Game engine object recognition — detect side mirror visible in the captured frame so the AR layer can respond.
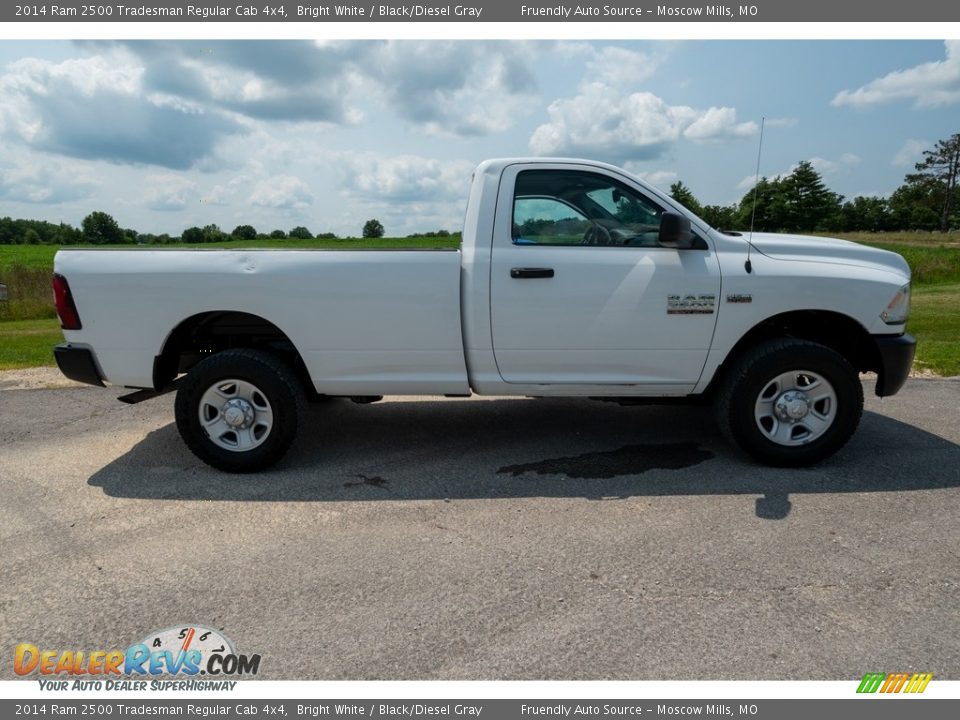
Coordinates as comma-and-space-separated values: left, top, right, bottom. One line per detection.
658, 212, 694, 249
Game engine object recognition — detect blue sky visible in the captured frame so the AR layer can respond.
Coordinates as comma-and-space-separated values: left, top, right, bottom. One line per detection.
0, 40, 957, 236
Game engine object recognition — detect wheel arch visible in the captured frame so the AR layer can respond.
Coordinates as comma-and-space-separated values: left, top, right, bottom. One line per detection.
153, 310, 309, 392
707, 309, 881, 395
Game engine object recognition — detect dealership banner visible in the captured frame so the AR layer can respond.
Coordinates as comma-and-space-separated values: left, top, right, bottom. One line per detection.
2, 700, 960, 718
5, 0, 960, 23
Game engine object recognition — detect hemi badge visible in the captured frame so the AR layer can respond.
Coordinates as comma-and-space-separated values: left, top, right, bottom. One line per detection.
726, 294, 752, 303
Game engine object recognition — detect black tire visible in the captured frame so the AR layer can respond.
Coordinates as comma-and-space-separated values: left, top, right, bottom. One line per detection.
715, 339, 863, 467
175, 349, 306, 473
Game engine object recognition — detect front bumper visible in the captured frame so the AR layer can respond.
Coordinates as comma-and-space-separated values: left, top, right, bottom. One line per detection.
53, 344, 104, 387
872, 333, 916, 397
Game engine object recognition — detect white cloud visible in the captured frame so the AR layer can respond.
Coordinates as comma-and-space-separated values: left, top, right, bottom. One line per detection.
586, 46, 662, 88
144, 174, 197, 211
123, 40, 366, 125
622, 166, 678, 188
892, 138, 929, 168
555, 42, 672, 88
0, 49, 240, 169
2, 53, 143, 98
684, 107, 758, 142
0, 52, 140, 144
124, 40, 541, 138
365, 42, 538, 137
183, 55, 361, 124
553, 42, 594, 59
736, 153, 861, 189
0, 158, 98, 204
201, 184, 233, 206
809, 153, 861, 175
832, 40, 960, 108
331, 153, 475, 235
249, 176, 314, 209
337, 153, 474, 202
529, 84, 756, 160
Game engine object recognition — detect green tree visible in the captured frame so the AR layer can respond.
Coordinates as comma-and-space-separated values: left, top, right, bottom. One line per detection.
737, 177, 788, 232
839, 196, 891, 232
181, 226, 205, 244
779, 161, 843, 232
0, 217, 82, 245
669, 181, 703, 215
289, 226, 312, 239
202, 224, 227, 243
888, 177, 944, 231
269, 229, 287, 239
231, 224, 257, 240
362, 219, 385, 238
52, 223, 82, 245
701, 204, 739, 231
906, 134, 960, 231
82, 211, 124, 245
738, 163, 842, 233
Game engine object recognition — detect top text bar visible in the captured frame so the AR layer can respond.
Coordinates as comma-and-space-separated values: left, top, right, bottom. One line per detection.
5, 1, 960, 23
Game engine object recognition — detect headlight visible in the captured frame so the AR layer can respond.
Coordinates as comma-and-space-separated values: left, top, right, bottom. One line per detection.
880, 284, 910, 325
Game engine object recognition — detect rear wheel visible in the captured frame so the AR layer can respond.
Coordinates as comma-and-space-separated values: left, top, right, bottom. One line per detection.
175, 349, 305, 473
715, 339, 863, 466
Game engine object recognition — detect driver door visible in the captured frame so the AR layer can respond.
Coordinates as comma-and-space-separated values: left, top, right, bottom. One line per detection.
489, 164, 721, 390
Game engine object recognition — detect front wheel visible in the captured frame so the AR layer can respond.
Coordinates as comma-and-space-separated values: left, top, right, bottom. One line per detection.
175, 349, 305, 473
715, 339, 863, 467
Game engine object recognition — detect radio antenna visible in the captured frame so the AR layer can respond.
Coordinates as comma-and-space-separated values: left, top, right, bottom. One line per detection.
745, 116, 765, 274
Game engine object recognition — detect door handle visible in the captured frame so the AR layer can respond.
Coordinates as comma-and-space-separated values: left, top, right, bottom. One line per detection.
510, 267, 555, 279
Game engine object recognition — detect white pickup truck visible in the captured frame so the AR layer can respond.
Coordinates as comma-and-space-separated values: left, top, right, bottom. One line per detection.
53, 158, 915, 472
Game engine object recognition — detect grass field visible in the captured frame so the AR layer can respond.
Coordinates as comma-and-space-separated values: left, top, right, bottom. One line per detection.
0, 236, 462, 273
1, 232, 957, 374
0, 319, 63, 371
823, 231, 960, 247
0, 244, 59, 272
908, 283, 960, 377
866, 243, 960, 285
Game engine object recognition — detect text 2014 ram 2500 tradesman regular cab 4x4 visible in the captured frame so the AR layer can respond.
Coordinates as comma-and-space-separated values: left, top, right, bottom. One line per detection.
52, 158, 916, 472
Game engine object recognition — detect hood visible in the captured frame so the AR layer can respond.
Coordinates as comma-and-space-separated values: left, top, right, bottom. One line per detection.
747, 232, 911, 279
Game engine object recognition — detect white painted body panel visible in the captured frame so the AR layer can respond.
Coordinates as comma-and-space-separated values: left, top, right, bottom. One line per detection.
484, 161, 720, 394
693, 232, 909, 394
57, 249, 470, 393
55, 158, 912, 398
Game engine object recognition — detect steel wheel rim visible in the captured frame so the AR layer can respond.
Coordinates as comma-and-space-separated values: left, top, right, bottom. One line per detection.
198, 378, 273, 452
754, 369, 837, 446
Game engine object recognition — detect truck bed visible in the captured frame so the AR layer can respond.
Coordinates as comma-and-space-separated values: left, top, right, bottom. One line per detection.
55, 249, 471, 394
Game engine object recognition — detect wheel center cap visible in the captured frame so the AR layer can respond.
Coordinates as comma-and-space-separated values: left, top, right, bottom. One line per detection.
222, 398, 255, 428
775, 391, 810, 421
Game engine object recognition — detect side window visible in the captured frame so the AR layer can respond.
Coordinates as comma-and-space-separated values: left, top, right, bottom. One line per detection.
513, 198, 591, 245
512, 169, 666, 247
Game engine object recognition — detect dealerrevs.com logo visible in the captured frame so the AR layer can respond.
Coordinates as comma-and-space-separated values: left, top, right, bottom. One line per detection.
14, 625, 261, 689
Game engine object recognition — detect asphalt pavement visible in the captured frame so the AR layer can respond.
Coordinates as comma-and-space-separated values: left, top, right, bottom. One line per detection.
1, 372, 958, 680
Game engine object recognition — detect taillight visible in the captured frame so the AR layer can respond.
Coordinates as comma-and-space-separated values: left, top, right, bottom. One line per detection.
52, 273, 82, 330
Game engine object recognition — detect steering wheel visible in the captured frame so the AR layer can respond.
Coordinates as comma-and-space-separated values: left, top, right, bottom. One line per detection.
582, 222, 613, 246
